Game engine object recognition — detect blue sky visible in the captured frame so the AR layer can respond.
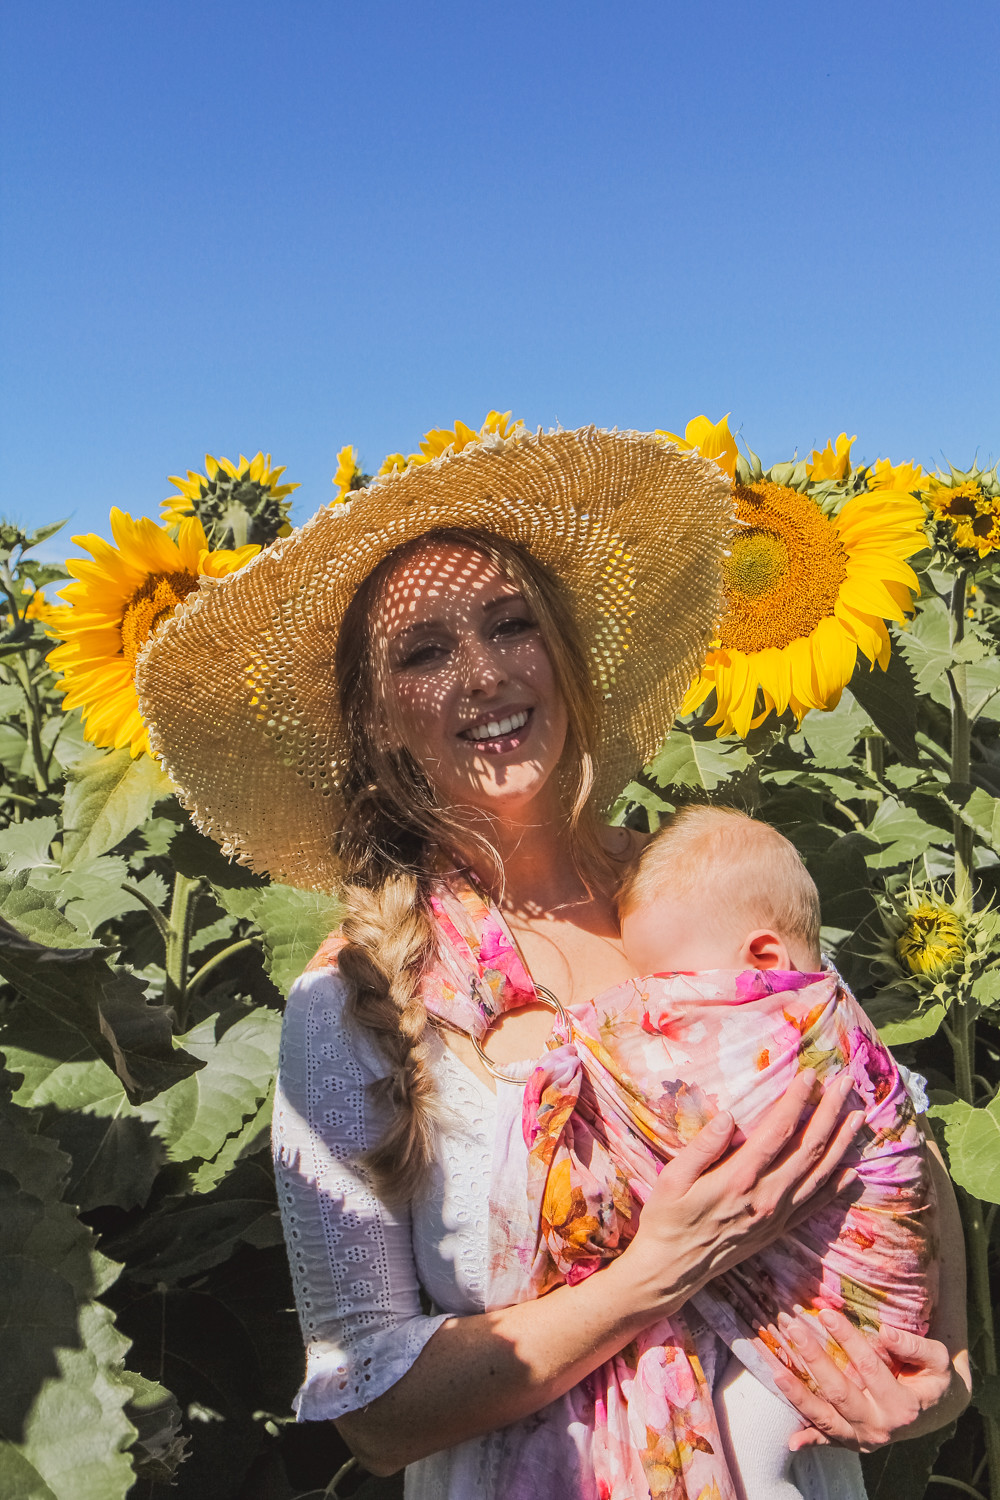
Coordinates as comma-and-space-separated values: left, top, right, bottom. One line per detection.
2, 0, 997, 553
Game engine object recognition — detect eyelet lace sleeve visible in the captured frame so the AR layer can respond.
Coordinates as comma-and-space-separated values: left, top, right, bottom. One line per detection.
272, 967, 448, 1420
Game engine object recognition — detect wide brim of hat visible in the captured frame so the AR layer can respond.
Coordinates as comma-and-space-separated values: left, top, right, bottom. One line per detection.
136, 426, 733, 890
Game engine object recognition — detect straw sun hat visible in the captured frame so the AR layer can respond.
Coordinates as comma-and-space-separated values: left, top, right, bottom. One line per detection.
136, 426, 734, 890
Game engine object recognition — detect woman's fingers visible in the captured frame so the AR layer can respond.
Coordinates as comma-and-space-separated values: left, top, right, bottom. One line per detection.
773, 1368, 859, 1448
784, 1107, 865, 1211
730, 1069, 822, 1181
726, 1070, 860, 1211
772, 1315, 878, 1449
871, 1322, 953, 1380
657, 1110, 735, 1195
815, 1311, 917, 1398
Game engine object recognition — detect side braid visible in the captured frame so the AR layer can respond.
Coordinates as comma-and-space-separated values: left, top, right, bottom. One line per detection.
337, 874, 440, 1204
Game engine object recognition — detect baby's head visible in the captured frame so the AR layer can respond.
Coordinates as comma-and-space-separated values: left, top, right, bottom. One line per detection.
617, 805, 822, 976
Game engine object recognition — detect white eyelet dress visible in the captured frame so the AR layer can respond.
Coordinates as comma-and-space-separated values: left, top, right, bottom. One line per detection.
272, 967, 871, 1500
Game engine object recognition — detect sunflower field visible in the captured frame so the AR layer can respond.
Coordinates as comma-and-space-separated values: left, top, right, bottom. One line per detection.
2, 417, 1000, 1500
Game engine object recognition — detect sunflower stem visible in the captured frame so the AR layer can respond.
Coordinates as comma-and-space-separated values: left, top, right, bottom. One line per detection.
187, 938, 256, 998
863, 733, 885, 823
164, 872, 199, 1029
221, 502, 250, 550
12, 655, 51, 794
948, 990, 1000, 1497
949, 571, 974, 910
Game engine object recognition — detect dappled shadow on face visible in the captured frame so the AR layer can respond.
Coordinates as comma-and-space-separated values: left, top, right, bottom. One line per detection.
369, 541, 568, 846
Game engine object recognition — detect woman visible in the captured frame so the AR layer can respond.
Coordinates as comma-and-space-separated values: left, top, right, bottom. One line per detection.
137, 427, 969, 1499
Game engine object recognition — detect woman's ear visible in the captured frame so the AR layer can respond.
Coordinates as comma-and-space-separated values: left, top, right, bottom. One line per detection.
740, 929, 793, 971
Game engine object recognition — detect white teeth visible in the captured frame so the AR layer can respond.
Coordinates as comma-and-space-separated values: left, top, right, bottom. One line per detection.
465, 709, 529, 741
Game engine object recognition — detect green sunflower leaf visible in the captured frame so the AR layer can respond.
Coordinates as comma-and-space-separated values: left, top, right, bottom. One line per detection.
863, 797, 946, 870
646, 730, 751, 793
0, 921, 202, 1105
137, 1008, 280, 1179
60, 748, 174, 868
0, 873, 94, 949
0, 1079, 136, 1499
0, 815, 59, 873
929, 1095, 1000, 1203
863, 993, 948, 1045
942, 784, 1000, 855
847, 650, 920, 766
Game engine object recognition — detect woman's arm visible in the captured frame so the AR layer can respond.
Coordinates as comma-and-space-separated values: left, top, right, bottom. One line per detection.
775, 1132, 971, 1451
337, 1068, 863, 1475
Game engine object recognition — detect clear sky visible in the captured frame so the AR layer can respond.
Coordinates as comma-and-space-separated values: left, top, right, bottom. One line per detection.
2, 0, 997, 552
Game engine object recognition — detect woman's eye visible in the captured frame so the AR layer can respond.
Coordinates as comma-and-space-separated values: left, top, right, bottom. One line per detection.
397, 641, 449, 670
492, 615, 536, 641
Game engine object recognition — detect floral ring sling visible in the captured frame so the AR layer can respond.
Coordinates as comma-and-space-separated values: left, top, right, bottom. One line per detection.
405, 874, 934, 1500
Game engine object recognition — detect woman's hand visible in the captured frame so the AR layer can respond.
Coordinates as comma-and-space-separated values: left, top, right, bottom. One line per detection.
608, 1068, 864, 1320
774, 1309, 968, 1451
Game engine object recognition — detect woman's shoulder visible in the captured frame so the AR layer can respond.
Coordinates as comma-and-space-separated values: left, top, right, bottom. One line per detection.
304, 931, 349, 973
282, 948, 392, 1084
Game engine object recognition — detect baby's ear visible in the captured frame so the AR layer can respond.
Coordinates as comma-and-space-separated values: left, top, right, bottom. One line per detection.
741, 930, 792, 971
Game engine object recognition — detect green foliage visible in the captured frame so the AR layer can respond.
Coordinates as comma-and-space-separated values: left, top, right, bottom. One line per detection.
930, 1096, 1000, 1203
0, 529, 354, 1496
1, 508, 998, 1500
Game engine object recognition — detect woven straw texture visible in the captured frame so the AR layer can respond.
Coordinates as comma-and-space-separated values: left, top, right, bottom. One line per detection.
136, 426, 733, 890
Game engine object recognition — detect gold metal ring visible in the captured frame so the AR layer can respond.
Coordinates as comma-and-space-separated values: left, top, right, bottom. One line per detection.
471, 986, 569, 1081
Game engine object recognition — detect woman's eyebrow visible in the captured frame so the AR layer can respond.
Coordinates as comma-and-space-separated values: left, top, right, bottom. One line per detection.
388, 589, 527, 644
481, 588, 527, 612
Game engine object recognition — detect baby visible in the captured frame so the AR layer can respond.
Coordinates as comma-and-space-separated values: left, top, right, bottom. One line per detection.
521, 804, 937, 1500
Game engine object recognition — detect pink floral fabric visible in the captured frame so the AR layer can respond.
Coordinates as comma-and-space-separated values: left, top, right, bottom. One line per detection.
420, 877, 937, 1500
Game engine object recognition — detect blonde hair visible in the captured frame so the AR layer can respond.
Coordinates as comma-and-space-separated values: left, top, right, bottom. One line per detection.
334, 527, 614, 1204
617, 804, 821, 962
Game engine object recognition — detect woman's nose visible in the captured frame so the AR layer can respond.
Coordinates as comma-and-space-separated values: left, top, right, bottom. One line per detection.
458, 635, 507, 695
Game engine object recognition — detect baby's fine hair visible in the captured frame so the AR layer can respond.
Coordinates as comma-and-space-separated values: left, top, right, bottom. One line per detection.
617, 804, 822, 963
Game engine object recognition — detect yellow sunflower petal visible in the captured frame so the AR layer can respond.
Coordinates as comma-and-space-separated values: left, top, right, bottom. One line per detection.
656, 414, 738, 479
48, 507, 258, 755
687, 476, 925, 736
807, 433, 856, 482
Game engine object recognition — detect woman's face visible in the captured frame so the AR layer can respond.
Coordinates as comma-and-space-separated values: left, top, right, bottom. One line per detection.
373, 541, 569, 821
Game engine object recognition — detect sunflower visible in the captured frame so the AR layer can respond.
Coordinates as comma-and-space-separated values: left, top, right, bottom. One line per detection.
807, 433, 856, 481
406, 409, 525, 468
49, 511, 258, 756
896, 899, 965, 977
867, 457, 927, 494
163, 452, 299, 548
682, 478, 927, 736
656, 414, 738, 479
376, 451, 408, 478
331, 445, 373, 503
336, 412, 526, 494
5, 586, 71, 636
926, 472, 1000, 560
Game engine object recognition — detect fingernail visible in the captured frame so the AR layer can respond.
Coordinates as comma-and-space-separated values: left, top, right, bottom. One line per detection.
849, 1109, 866, 1133
840, 1169, 858, 1188
710, 1111, 732, 1134
800, 1067, 817, 1084
837, 1074, 855, 1098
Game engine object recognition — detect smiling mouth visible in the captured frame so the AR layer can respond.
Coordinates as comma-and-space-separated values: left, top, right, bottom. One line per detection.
458, 707, 533, 753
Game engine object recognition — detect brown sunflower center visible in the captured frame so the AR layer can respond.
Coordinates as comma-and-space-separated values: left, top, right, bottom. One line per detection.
725, 531, 789, 598
719, 481, 849, 653
121, 571, 198, 670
